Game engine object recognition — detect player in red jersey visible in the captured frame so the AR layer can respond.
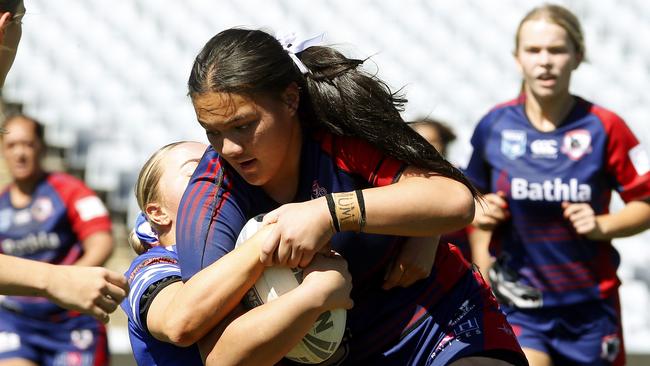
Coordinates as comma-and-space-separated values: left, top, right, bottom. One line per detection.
466, 4, 650, 366
0, 1, 128, 323
0, 115, 116, 365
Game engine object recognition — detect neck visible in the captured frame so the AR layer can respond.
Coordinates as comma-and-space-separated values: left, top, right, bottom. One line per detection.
10, 172, 44, 207
524, 89, 575, 132
262, 119, 303, 204
157, 223, 175, 247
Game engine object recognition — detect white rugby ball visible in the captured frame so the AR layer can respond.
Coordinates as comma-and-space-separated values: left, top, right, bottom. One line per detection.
235, 215, 347, 364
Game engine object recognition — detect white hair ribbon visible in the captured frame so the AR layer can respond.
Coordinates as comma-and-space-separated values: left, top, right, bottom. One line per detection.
276, 32, 324, 74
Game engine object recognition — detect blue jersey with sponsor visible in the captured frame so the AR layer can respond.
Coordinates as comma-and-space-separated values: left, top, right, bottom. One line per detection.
121, 246, 202, 366
465, 96, 650, 307
0, 173, 111, 317
177, 131, 474, 364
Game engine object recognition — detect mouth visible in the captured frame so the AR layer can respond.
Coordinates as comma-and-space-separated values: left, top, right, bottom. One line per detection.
237, 158, 256, 170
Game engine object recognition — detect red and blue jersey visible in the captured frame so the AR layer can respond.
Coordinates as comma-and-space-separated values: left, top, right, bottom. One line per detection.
465, 96, 650, 307
176, 131, 475, 363
121, 246, 202, 366
0, 173, 111, 316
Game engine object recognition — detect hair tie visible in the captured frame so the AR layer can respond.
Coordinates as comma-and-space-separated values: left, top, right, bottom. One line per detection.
276, 31, 324, 74
135, 212, 159, 249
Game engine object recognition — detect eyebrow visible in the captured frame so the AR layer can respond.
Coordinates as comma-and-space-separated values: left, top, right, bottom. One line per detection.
180, 158, 201, 169
197, 111, 258, 128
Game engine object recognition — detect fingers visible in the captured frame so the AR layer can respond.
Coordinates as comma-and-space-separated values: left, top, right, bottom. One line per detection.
103, 281, 128, 304
260, 226, 281, 265
262, 209, 280, 225
276, 237, 292, 266
86, 304, 110, 324
289, 246, 302, 268
298, 251, 315, 269
382, 261, 403, 290
94, 293, 119, 314
103, 270, 129, 298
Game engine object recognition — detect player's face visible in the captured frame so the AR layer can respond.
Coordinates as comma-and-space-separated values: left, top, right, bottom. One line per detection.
1, 117, 43, 182
192, 88, 301, 190
515, 19, 581, 101
158, 142, 206, 218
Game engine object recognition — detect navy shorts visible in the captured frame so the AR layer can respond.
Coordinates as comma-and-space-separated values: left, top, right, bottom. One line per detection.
503, 294, 624, 365
367, 268, 527, 366
0, 308, 108, 366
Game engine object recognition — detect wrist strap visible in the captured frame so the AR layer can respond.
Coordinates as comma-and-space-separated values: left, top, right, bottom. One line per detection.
355, 190, 366, 232
325, 193, 340, 232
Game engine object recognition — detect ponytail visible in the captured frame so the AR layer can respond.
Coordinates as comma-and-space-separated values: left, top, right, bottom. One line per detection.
298, 46, 478, 197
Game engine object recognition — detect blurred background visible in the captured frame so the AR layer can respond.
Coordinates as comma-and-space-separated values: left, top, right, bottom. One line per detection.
1, 0, 649, 364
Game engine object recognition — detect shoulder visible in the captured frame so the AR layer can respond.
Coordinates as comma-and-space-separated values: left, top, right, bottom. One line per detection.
127, 247, 180, 282
582, 98, 627, 130
45, 172, 98, 203
46, 172, 88, 190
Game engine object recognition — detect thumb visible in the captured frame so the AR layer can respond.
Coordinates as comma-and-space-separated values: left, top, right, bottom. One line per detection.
260, 225, 281, 266
262, 209, 279, 225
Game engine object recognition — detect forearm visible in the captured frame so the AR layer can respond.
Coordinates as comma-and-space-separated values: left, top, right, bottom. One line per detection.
595, 200, 650, 240
0, 255, 51, 296
75, 231, 113, 266
468, 227, 493, 278
355, 175, 474, 236
158, 235, 266, 346
205, 285, 325, 366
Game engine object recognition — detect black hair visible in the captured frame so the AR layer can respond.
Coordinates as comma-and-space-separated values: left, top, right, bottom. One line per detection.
188, 28, 478, 197
0, 0, 21, 13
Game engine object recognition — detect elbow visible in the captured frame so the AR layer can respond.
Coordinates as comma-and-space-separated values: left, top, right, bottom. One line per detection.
449, 185, 475, 230
161, 319, 202, 347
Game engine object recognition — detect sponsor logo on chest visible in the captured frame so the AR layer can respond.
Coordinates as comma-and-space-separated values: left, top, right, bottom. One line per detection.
530, 139, 558, 159
500, 129, 527, 160
511, 177, 591, 202
1, 232, 61, 256
561, 129, 592, 160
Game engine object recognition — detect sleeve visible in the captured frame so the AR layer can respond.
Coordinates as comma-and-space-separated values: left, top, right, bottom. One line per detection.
321, 133, 406, 186
594, 107, 650, 202
463, 114, 493, 193
176, 148, 251, 281
50, 174, 111, 240
125, 253, 182, 334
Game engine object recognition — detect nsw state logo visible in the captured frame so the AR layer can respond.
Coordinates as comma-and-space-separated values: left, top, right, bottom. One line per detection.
501, 130, 527, 160
561, 129, 592, 160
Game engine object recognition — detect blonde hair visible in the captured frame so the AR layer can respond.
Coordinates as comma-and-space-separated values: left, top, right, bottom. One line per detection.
514, 3, 585, 63
128, 141, 185, 254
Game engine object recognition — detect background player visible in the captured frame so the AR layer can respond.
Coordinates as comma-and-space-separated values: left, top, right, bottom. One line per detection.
178, 28, 526, 365
123, 140, 353, 366
466, 4, 650, 365
0, 114, 116, 366
0, 0, 128, 321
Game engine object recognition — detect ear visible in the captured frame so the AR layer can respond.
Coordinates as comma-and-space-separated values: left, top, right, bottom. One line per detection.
282, 82, 300, 115
513, 51, 524, 75
573, 53, 583, 69
145, 202, 172, 227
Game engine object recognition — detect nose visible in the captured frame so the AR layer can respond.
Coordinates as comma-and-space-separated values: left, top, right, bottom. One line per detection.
220, 137, 244, 158
539, 50, 551, 66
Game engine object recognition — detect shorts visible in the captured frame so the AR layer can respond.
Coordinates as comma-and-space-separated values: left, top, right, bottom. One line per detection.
0, 308, 108, 366
365, 267, 527, 366
502, 294, 624, 365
